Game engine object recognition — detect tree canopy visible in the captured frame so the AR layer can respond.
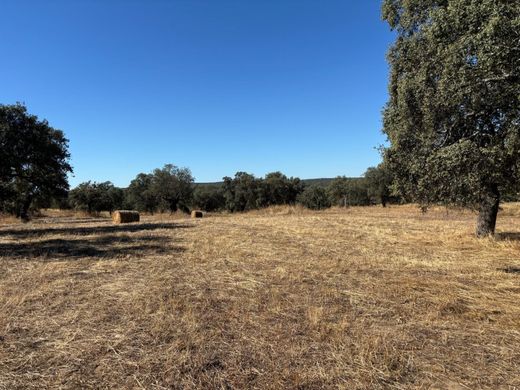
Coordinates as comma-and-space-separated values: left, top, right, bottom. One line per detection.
297, 185, 331, 210
0, 103, 72, 220
69, 181, 123, 213
222, 172, 262, 212
382, 0, 520, 236
125, 165, 194, 214
149, 164, 194, 213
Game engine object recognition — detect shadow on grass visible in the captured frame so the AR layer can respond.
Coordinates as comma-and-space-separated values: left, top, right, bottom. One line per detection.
0, 221, 192, 239
34, 217, 111, 225
0, 234, 185, 260
496, 232, 520, 241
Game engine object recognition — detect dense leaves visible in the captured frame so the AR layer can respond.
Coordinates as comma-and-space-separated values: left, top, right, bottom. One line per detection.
124, 165, 194, 214
0, 103, 72, 220
125, 173, 157, 213
382, 0, 520, 235
364, 164, 394, 207
222, 172, 262, 212
260, 172, 304, 207
297, 186, 331, 210
221, 171, 304, 212
192, 185, 226, 212
149, 165, 194, 213
328, 176, 372, 207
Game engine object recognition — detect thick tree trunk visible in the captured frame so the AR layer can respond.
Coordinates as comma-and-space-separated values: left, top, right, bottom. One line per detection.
476, 185, 500, 237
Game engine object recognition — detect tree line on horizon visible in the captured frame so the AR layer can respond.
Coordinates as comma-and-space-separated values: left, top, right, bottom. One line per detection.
64, 164, 396, 214
0, 102, 398, 217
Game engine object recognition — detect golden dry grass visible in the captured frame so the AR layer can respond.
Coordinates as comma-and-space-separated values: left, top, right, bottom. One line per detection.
0, 205, 519, 389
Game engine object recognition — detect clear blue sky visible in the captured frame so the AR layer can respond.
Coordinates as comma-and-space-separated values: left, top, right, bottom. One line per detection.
1, 0, 394, 187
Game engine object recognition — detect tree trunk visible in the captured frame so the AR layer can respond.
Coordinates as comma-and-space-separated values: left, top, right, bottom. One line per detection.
476, 185, 500, 237
19, 196, 33, 222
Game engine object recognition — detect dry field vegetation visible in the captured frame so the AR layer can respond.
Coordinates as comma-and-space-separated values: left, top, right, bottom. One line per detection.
0, 205, 519, 389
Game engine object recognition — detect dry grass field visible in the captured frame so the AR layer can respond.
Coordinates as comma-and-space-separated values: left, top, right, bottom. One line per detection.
0, 205, 519, 389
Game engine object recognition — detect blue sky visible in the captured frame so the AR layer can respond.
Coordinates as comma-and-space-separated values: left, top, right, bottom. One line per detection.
1, 1, 394, 187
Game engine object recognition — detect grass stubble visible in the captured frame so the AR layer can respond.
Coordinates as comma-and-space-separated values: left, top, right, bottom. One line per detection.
0, 205, 519, 389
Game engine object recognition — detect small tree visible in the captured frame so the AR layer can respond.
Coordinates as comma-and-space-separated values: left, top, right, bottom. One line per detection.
297, 185, 331, 210
222, 172, 262, 212
125, 173, 158, 213
364, 164, 393, 207
150, 164, 194, 213
69, 181, 123, 213
261, 172, 304, 206
192, 185, 225, 212
328, 177, 371, 207
0, 103, 72, 220
328, 176, 350, 207
125, 165, 194, 214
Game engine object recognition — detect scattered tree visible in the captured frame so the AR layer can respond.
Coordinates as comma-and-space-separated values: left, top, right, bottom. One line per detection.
364, 164, 393, 207
297, 185, 331, 210
124, 165, 194, 213
222, 172, 262, 212
69, 181, 123, 213
149, 164, 194, 213
328, 176, 351, 207
192, 185, 226, 212
260, 172, 304, 206
125, 173, 158, 213
328, 177, 371, 207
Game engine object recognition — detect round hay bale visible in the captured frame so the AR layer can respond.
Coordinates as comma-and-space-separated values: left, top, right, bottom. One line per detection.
191, 210, 203, 218
112, 210, 140, 224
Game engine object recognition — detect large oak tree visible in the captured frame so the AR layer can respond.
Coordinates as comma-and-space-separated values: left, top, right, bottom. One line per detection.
382, 0, 520, 236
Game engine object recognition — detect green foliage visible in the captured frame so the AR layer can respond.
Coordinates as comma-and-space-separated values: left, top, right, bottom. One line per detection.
382, 0, 520, 212
192, 185, 225, 212
222, 172, 262, 212
221, 171, 305, 212
364, 164, 394, 206
301, 178, 334, 187
149, 164, 194, 213
69, 181, 123, 213
260, 172, 304, 206
124, 164, 194, 213
345, 179, 371, 206
297, 185, 331, 210
328, 176, 350, 207
125, 173, 157, 213
0, 103, 72, 220
327, 176, 372, 207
